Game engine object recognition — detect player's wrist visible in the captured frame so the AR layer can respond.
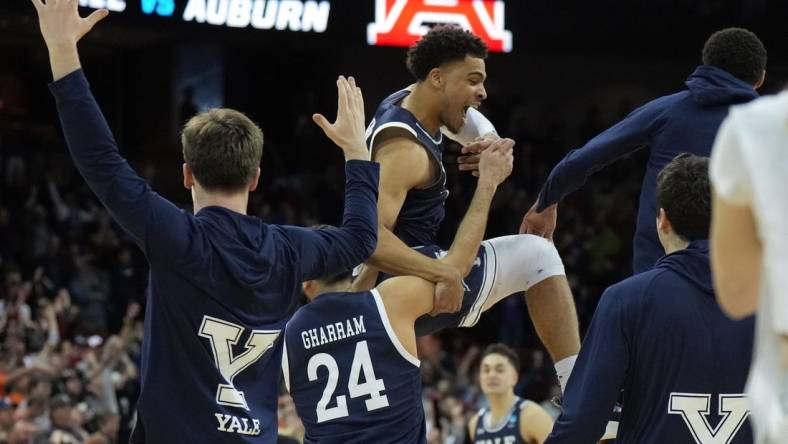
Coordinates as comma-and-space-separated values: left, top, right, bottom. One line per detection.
48, 45, 82, 82
343, 146, 370, 162
436, 261, 461, 282
46, 39, 78, 53
476, 176, 499, 191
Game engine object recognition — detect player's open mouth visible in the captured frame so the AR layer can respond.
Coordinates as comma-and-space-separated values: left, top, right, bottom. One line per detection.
463, 103, 480, 117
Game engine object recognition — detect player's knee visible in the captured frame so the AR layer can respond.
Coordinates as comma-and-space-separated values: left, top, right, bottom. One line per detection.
513, 234, 565, 283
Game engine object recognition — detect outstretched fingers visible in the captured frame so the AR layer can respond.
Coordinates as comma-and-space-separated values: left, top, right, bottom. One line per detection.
84, 8, 109, 29
347, 76, 363, 120
312, 113, 330, 132
337, 76, 351, 122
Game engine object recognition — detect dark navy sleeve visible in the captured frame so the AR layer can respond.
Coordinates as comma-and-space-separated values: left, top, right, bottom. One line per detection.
545, 283, 632, 443
537, 98, 667, 211
49, 69, 193, 260
280, 160, 379, 280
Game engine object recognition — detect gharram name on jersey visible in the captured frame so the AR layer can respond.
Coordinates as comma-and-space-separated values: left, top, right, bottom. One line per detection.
184, 0, 330, 32
301, 316, 367, 349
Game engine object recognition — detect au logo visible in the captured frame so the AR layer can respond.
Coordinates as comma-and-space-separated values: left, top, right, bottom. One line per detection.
367, 0, 512, 53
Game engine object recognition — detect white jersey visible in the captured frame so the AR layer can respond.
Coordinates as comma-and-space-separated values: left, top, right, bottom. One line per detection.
710, 90, 788, 443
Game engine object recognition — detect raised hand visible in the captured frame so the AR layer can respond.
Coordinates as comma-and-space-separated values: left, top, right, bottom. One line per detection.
32, 0, 107, 48
519, 201, 558, 241
477, 138, 514, 187
31, 0, 108, 80
313, 76, 368, 161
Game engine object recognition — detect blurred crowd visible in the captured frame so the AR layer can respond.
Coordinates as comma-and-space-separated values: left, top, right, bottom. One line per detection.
1, 73, 645, 443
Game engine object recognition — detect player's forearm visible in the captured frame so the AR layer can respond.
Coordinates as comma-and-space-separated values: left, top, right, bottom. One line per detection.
50, 70, 156, 245
366, 227, 451, 282
445, 180, 496, 276
538, 114, 652, 211
48, 43, 82, 82
330, 161, 381, 266
537, 148, 594, 211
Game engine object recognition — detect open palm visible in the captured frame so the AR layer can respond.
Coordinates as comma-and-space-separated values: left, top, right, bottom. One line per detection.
313, 76, 367, 157
31, 0, 108, 49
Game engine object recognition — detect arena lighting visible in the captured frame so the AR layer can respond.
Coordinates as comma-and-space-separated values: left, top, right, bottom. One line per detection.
367, 0, 512, 52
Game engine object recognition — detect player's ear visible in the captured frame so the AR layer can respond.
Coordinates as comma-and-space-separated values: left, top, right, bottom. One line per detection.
427, 68, 443, 89
302, 280, 318, 299
754, 70, 766, 90
183, 163, 195, 190
248, 167, 261, 192
657, 208, 672, 234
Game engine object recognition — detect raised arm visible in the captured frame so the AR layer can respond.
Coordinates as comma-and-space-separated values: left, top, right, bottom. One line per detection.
279, 162, 378, 281
284, 76, 380, 280
35, 1, 198, 262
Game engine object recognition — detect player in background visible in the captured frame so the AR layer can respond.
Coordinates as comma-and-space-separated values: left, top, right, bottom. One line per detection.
283, 139, 514, 443
467, 344, 554, 444
506, 28, 766, 274
710, 90, 788, 443
32, 1, 379, 442
357, 24, 581, 394
545, 154, 755, 443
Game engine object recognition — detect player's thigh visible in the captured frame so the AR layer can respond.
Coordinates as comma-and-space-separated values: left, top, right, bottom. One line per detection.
480, 234, 566, 312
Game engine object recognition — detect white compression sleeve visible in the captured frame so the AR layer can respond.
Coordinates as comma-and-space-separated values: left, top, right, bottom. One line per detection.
441, 107, 499, 146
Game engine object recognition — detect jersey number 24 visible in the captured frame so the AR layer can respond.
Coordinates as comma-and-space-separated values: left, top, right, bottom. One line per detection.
308, 340, 390, 423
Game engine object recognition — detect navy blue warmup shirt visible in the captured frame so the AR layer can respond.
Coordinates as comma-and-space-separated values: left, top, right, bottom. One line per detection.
537, 66, 757, 273
546, 241, 755, 443
50, 69, 379, 443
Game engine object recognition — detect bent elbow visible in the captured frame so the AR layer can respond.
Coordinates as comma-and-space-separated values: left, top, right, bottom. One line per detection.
361, 230, 378, 261
349, 222, 377, 263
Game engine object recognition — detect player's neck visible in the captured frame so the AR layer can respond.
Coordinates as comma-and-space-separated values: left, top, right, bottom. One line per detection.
192, 189, 249, 216
661, 234, 689, 255
311, 281, 352, 300
402, 83, 442, 135
487, 391, 517, 423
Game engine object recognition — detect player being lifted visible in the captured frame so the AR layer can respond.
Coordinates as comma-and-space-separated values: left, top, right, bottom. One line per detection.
284, 138, 514, 443
356, 25, 580, 391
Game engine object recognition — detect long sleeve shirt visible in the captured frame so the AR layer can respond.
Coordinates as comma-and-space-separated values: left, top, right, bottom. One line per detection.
537, 65, 757, 273
50, 69, 380, 443
546, 242, 754, 443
